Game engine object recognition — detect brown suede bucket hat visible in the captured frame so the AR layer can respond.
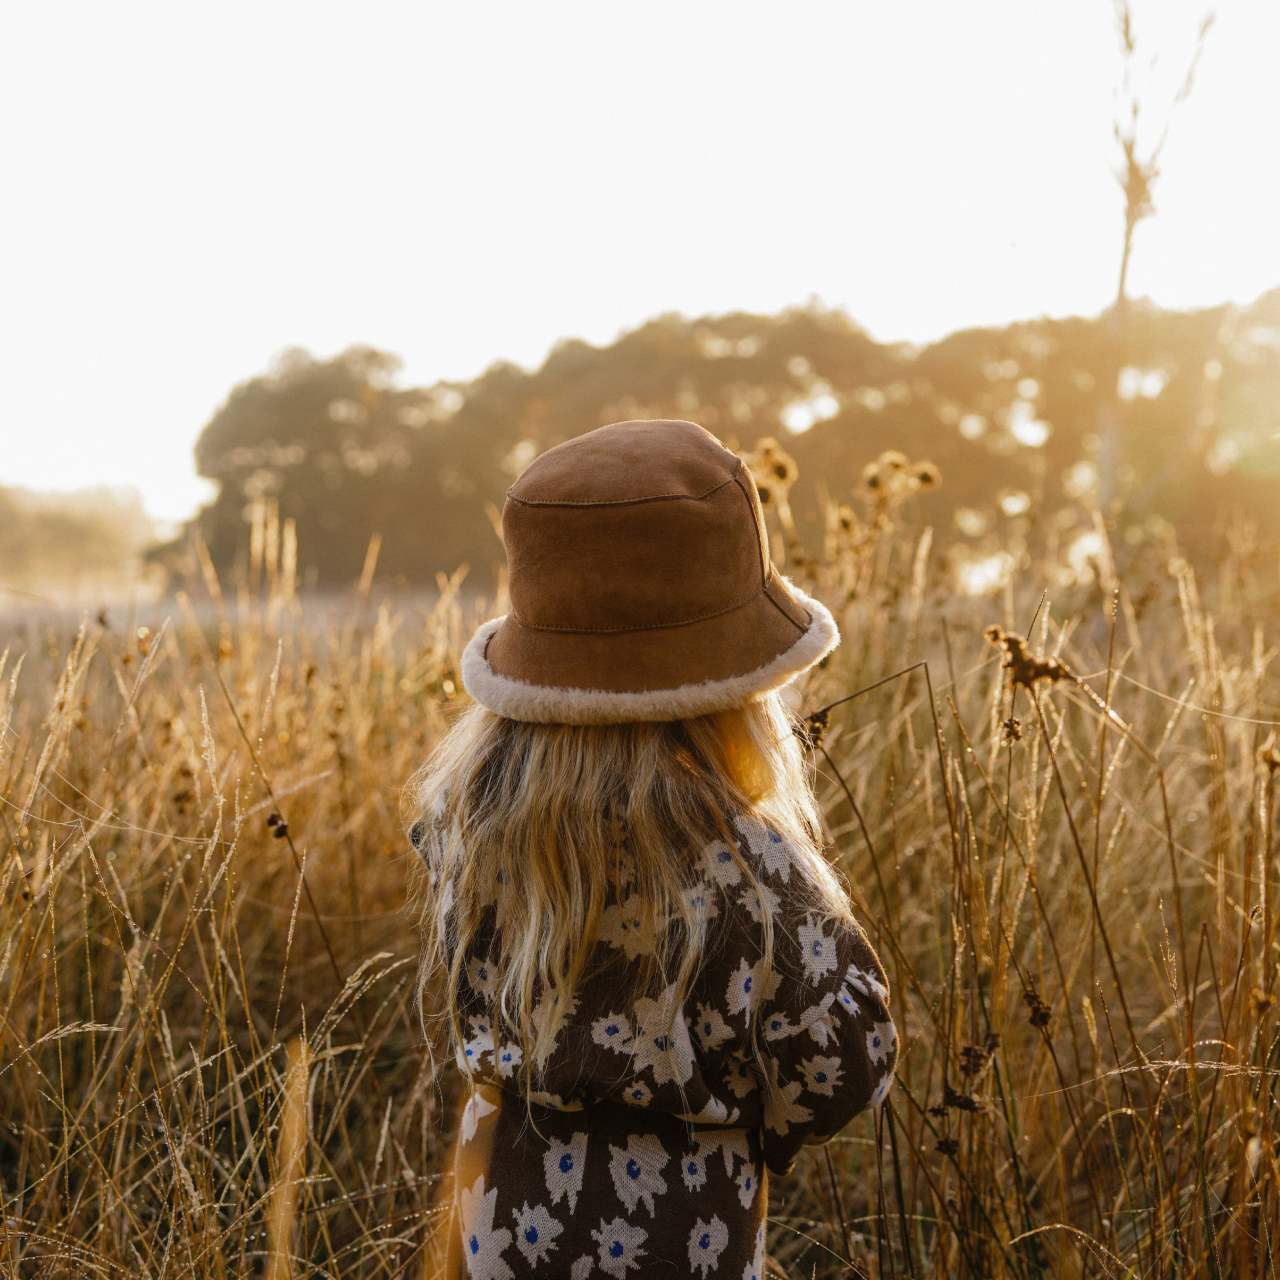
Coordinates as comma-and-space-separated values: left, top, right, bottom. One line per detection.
461, 419, 839, 724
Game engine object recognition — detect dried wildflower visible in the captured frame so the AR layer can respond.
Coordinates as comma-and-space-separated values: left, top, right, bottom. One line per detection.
835, 504, 858, 534
272, 821, 290, 840
960, 1035, 998, 1077
1024, 988, 1052, 1029
1001, 716, 1023, 744
984, 626, 1074, 690
796, 708, 830, 752
860, 451, 941, 521
943, 1083, 981, 1113
935, 1137, 960, 1157
745, 437, 798, 496
1250, 987, 1276, 1016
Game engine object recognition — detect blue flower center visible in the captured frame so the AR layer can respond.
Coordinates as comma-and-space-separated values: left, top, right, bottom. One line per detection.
559, 1154, 573, 1173
468, 1235, 478, 1255
717, 850, 731, 862
816, 1071, 827, 1083
687, 1161, 697, 1174
654, 1035, 668, 1050
743, 976, 752, 992
626, 1158, 640, 1179
610, 1241, 624, 1258
812, 941, 822, 956
525, 1226, 538, 1244
699, 1232, 711, 1249
606, 1024, 619, 1036
703, 1022, 712, 1035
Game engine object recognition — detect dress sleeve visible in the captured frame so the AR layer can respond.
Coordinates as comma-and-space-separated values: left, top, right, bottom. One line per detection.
728, 815, 898, 1176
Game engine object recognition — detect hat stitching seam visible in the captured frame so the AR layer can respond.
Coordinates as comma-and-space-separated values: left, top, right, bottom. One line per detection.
506, 472, 736, 509
508, 584, 768, 635
730, 464, 770, 589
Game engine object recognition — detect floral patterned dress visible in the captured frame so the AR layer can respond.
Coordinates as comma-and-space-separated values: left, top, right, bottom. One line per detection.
421, 812, 898, 1280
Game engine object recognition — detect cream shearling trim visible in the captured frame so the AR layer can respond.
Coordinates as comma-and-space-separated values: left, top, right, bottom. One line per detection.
460, 580, 840, 725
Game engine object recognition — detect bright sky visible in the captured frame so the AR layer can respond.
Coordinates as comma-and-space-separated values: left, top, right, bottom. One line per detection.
3, 1, 1277, 526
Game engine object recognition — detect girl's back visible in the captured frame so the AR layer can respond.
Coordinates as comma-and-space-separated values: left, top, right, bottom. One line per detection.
407, 420, 898, 1278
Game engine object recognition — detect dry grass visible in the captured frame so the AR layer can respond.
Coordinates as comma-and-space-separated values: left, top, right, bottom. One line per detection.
2, 466, 1279, 1278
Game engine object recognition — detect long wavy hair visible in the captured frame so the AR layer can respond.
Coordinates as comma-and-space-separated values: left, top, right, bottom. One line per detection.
405, 690, 849, 1097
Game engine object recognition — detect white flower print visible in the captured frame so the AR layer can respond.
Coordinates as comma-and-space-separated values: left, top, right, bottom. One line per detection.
680, 1149, 707, 1191
701, 838, 742, 887
466, 953, 498, 999
571, 1258, 594, 1280
543, 1132, 587, 1212
798, 993, 838, 1047
844, 960, 889, 1004
762, 1010, 798, 1042
682, 880, 720, 924
738, 879, 779, 924
871, 1068, 895, 1107
726, 957, 777, 1019
797, 917, 839, 983
835, 982, 861, 1019
687, 1215, 729, 1277
620, 1079, 652, 1107
631, 986, 695, 1086
735, 813, 791, 881
459, 1174, 514, 1280
494, 1041, 522, 1079
462, 1015, 495, 1070
736, 1161, 760, 1209
681, 1095, 733, 1124
607, 1134, 669, 1215
722, 1050, 757, 1099
692, 1002, 734, 1052
763, 1059, 813, 1136
591, 1012, 633, 1054
802, 1054, 843, 1097
743, 1224, 766, 1280
598, 896, 653, 959
592, 1217, 648, 1278
696, 1128, 750, 1177
511, 1202, 563, 1268
459, 1090, 496, 1144
867, 1019, 897, 1068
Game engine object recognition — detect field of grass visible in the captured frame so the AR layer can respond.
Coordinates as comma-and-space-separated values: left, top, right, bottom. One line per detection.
2, 457, 1279, 1278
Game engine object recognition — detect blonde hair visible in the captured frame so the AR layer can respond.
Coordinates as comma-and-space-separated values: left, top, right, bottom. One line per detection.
406, 691, 849, 1096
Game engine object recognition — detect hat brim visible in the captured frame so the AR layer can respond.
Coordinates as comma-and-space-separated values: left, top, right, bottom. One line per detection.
459, 575, 840, 725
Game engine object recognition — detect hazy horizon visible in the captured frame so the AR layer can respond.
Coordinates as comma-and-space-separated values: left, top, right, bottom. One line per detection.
5, 0, 1277, 525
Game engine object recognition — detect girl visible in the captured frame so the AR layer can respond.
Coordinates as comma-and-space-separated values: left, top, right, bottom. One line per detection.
410, 419, 897, 1279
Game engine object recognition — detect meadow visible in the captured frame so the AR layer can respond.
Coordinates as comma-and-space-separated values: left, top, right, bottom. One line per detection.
2, 446, 1278, 1278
